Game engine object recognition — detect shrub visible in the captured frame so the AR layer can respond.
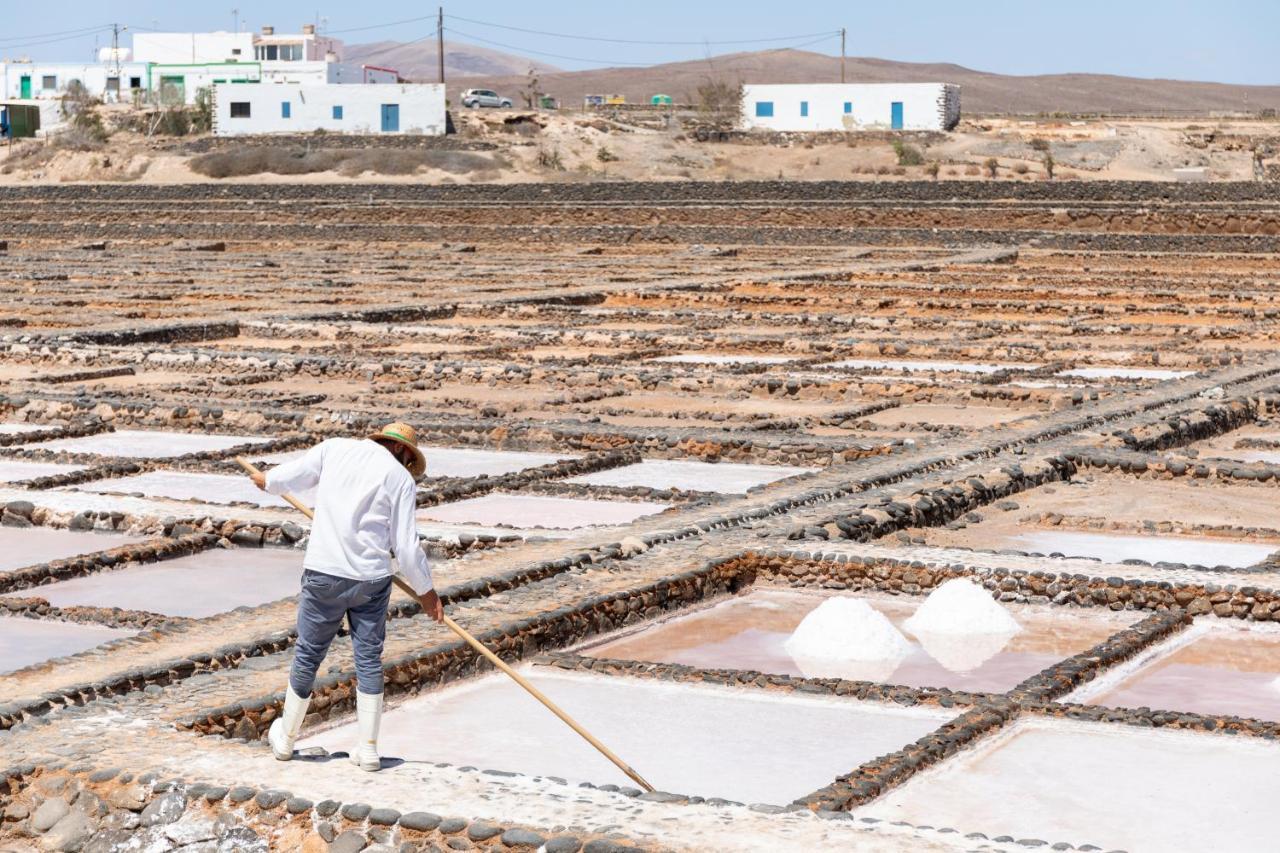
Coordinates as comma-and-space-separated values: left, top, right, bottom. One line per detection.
1013, 162, 1029, 175
1043, 153, 1055, 179
596, 146, 618, 162
984, 157, 999, 178
1030, 137, 1051, 152
924, 161, 940, 180
892, 139, 924, 166
964, 164, 981, 176
536, 146, 565, 170
189, 147, 503, 179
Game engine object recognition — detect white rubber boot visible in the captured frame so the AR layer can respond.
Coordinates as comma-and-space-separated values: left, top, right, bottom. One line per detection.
267, 686, 310, 761
350, 691, 383, 772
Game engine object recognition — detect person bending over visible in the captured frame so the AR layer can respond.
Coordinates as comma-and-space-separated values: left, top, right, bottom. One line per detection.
251, 422, 444, 770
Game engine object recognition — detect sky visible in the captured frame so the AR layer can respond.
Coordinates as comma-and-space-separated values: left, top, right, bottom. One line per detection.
2, 1, 1277, 85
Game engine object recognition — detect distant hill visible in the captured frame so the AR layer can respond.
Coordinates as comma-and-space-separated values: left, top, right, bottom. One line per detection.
357, 45, 1280, 113
345, 39, 559, 81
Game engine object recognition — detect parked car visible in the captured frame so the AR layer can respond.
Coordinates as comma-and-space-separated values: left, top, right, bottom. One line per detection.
461, 89, 513, 109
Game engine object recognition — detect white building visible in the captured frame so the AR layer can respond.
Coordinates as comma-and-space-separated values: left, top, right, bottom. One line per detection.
740, 83, 960, 132
212, 83, 445, 136
0, 25, 400, 108
0, 61, 151, 102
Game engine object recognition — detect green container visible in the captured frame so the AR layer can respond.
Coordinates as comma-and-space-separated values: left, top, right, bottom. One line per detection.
650, 94, 673, 105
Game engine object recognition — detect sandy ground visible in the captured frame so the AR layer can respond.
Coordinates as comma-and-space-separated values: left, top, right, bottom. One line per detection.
1, 112, 1275, 184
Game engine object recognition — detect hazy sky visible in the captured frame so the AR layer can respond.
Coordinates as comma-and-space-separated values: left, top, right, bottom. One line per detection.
3, 1, 1276, 85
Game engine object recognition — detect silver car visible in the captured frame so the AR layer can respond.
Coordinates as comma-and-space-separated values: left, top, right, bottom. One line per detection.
461, 89, 513, 109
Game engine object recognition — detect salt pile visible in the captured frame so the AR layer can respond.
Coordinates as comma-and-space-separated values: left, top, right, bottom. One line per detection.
785, 598, 911, 681
904, 578, 1022, 636
914, 630, 1015, 674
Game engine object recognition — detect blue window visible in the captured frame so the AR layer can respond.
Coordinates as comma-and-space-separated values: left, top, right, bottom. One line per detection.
281, 101, 291, 119
844, 101, 852, 114
332, 105, 343, 120
800, 101, 809, 117
754, 101, 774, 118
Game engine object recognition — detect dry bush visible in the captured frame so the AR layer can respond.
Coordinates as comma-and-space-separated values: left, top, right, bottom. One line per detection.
892, 166, 906, 175
984, 157, 999, 178
945, 167, 957, 176
1030, 137, 1051, 152
596, 146, 618, 162
536, 146, 565, 170
964, 164, 980, 176
924, 161, 940, 180
875, 165, 892, 175
1013, 162, 1030, 175
892, 140, 924, 166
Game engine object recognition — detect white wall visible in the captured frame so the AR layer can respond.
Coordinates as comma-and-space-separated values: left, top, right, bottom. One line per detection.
150, 64, 261, 104
740, 83, 960, 132
0, 62, 150, 102
133, 32, 255, 65
212, 83, 445, 136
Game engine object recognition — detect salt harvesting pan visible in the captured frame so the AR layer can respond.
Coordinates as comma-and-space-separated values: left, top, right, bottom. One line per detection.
1005, 530, 1277, 568
0, 617, 135, 675
416, 493, 670, 529
566, 459, 817, 493
0, 526, 146, 573
0, 460, 86, 483
75, 470, 316, 508
818, 358, 1043, 374
646, 354, 799, 365
1056, 367, 1197, 380
253, 446, 578, 478
30, 430, 269, 458
1083, 622, 1280, 722
586, 588, 1138, 693
865, 717, 1280, 853
297, 668, 954, 806
7, 547, 304, 617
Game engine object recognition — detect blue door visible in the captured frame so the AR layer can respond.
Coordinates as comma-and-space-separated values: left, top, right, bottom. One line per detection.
380, 103, 399, 132
890, 101, 904, 130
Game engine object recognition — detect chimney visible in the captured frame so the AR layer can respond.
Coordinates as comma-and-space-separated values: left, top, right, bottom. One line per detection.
261, 25, 274, 35
302, 24, 315, 35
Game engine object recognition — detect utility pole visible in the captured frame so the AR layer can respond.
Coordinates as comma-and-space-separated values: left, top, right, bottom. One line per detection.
840, 27, 846, 84
232, 9, 239, 33
437, 7, 445, 85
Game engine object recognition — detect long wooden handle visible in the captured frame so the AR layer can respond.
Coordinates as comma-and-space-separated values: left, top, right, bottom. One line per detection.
234, 456, 655, 792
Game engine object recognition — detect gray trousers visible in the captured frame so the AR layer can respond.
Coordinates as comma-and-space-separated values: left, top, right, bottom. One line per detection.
290, 569, 393, 697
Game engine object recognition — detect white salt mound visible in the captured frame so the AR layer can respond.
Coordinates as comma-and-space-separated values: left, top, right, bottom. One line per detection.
904, 578, 1021, 636
914, 629, 1015, 674
1270, 675, 1280, 693
784, 597, 912, 662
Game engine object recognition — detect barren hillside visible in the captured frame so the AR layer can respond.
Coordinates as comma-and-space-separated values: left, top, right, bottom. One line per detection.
358, 45, 1280, 114
346, 39, 559, 80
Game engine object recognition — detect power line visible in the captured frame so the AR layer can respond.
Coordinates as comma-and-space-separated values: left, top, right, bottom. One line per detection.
445, 14, 839, 47
326, 14, 438, 36
441, 28, 659, 66
0, 24, 113, 43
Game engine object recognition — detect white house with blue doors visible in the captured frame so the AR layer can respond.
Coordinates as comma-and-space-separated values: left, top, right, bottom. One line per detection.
211, 83, 445, 136
741, 83, 960, 132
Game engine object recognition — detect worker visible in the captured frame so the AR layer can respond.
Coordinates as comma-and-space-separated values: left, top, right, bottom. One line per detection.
251, 422, 444, 771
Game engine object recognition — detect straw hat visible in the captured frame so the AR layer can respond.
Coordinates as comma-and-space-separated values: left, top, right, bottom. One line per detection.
368, 421, 426, 478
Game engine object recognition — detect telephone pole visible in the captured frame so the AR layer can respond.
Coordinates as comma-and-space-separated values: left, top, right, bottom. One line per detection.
840, 27, 846, 84
437, 7, 445, 85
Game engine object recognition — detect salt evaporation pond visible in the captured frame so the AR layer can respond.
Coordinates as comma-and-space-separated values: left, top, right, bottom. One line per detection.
648, 354, 798, 365
1089, 624, 1280, 722
10, 547, 303, 617
0, 526, 147, 573
0, 460, 86, 483
76, 470, 315, 508
31, 430, 269, 458
0, 423, 49, 434
1005, 530, 1276, 568
297, 668, 953, 804
417, 494, 669, 530
819, 358, 1042, 374
254, 446, 578, 479
0, 617, 135, 674
1056, 367, 1196, 380
866, 717, 1280, 852
567, 459, 817, 493
586, 589, 1136, 693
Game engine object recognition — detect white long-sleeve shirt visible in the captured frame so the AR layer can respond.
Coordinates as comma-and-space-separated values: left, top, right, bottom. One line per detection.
265, 437, 433, 595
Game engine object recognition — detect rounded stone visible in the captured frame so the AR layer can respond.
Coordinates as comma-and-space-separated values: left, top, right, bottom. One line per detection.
397, 811, 442, 832
438, 817, 468, 835
501, 828, 547, 848
467, 821, 503, 842
315, 799, 341, 817
368, 808, 401, 826
285, 797, 314, 815
545, 838, 583, 853
341, 803, 372, 822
